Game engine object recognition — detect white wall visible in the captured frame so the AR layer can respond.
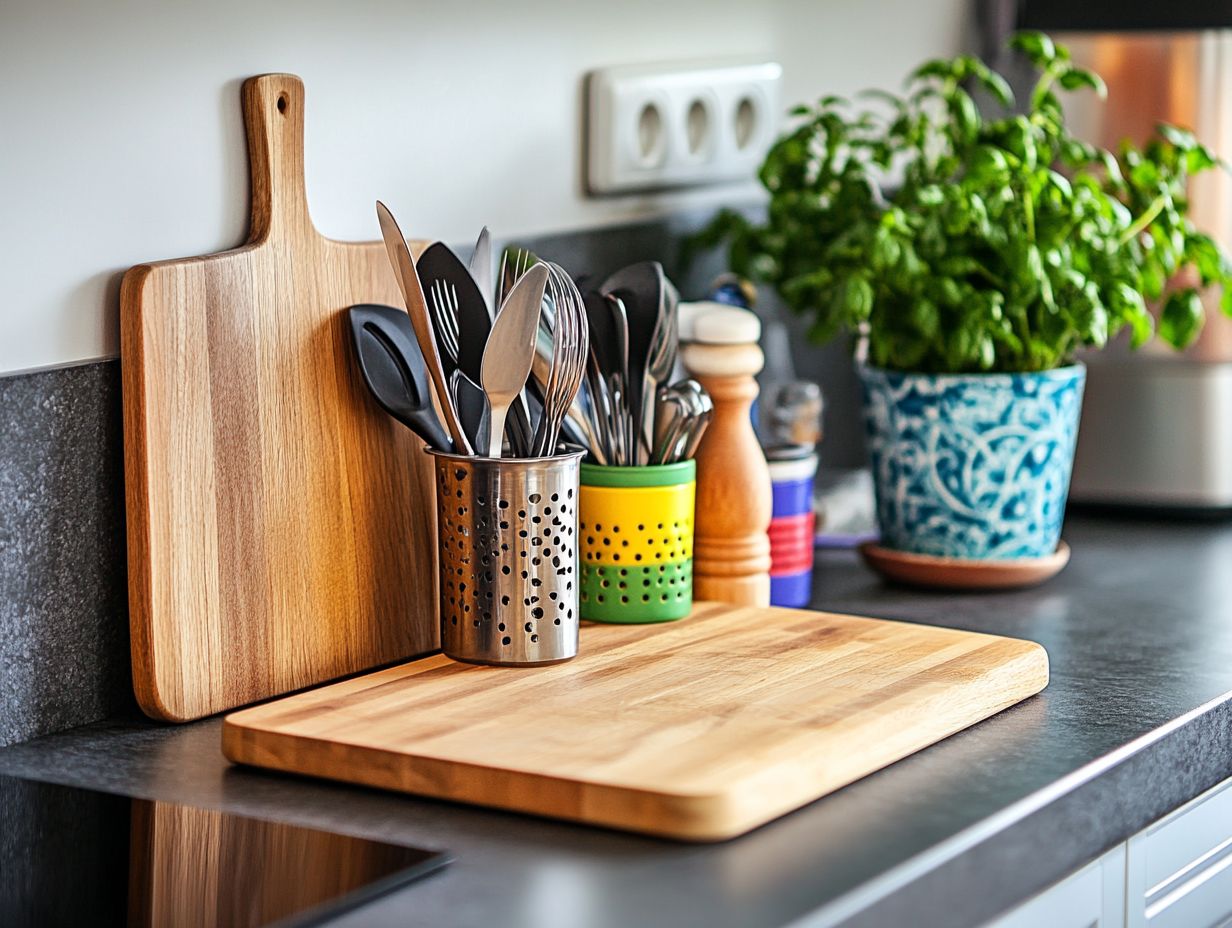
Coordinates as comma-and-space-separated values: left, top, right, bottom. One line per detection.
0, 0, 968, 374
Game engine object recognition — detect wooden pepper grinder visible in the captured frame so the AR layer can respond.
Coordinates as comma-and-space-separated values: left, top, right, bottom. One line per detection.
680, 304, 773, 606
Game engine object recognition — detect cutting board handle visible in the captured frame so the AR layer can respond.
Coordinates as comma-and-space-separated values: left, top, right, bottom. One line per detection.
242, 74, 312, 243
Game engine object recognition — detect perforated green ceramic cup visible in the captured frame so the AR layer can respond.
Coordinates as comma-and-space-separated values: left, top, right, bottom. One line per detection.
579, 461, 696, 623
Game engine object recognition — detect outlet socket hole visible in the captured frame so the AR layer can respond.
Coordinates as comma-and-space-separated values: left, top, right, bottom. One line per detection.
734, 97, 757, 150
686, 99, 709, 155
636, 102, 664, 166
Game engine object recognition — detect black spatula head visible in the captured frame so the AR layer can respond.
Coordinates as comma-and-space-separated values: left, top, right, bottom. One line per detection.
348, 304, 452, 451
416, 242, 492, 383
599, 261, 664, 413
582, 290, 617, 376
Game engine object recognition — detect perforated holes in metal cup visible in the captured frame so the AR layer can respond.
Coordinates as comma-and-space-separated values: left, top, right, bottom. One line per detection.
428, 448, 584, 665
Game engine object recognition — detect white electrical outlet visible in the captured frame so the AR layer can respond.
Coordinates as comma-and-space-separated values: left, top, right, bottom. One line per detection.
586, 59, 782, 195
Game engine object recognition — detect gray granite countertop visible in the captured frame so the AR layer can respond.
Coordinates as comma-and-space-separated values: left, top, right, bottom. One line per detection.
3, 514, 1232, 927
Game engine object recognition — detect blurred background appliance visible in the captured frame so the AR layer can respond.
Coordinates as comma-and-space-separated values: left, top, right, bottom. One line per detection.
1009, 1, 1232, 510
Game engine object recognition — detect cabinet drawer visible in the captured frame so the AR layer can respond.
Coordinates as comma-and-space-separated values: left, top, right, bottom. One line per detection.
1128, 777, 1232, 928
987, 846, 1125, 928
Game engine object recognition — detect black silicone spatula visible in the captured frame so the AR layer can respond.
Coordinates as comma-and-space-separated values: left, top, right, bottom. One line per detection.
347, 304, 452, 451
600, 261, 664, 460
417, 242, 491, 381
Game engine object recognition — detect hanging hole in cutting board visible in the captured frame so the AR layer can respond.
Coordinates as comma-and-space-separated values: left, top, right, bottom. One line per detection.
277, 94, 288, 114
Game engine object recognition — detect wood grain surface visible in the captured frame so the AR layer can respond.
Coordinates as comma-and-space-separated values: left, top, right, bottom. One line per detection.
121, 74, 438, 722
223, 602, 1049, 841
682, 341, 773, 606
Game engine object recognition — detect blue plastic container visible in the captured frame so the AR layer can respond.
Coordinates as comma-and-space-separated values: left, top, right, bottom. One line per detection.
765, 452, 818, 607
769, 570, 812, 608
771, 478, 813, 518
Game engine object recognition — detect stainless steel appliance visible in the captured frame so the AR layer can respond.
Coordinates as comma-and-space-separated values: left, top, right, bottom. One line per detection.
1016, 4, 1232, 509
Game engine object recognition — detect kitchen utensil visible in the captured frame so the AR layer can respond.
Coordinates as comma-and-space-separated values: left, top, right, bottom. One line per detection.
504, 403, 535, 457
428, 448, 584, 664
469, 244, 535, 455
418, 241, 491, 384
375, 201, 474, 456
450, 369, 490, 455
481, 263, 548, 458
580, 291, 618, 463
574, 266, 702, 468
427, 278, 461, 374
651, 388, 690, 464
678, 380, 713, 461
642, 275, 679, 456
559, 408, 596, 456
121, 74, 438, 721
468, 226, 494, 319
651, 380, 711, 465
578, 460, 696, 623
680, 417, 712, 462
532, 263, 589, 457
224, 602, 1050, 841
497, 247, 537, 306
421, 260, 463, 387
422, 240, 536, 456
605, 294, 635, 462
533, 332, 604, 462
600, 262, 663, 463
347, 305, 452, 451
577, 289, 640, 465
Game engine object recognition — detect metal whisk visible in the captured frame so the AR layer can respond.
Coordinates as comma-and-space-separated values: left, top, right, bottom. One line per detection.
532, 263, 589, 457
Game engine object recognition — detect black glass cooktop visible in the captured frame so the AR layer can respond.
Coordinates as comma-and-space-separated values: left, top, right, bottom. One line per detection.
0, 774, 450, 927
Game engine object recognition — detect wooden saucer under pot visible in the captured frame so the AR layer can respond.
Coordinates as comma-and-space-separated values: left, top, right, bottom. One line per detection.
858, 541, 1071, 591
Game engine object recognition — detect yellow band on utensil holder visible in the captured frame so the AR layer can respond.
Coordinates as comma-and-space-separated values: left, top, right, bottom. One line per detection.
580, 484, 694, 566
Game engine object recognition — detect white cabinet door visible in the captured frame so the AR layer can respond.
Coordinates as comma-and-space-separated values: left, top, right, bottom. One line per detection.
1126, 778, 1232, 928
987, 845, 1126, 928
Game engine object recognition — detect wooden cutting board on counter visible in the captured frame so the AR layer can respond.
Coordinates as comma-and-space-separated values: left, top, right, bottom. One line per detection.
121, 74, 437, 722
223, 603, 1049, 841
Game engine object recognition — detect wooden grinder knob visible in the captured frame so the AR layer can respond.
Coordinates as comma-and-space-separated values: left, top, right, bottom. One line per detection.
681, 312, 772, 607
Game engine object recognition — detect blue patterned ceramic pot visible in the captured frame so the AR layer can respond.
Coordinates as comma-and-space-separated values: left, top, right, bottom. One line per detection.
859, 364, 1085, 560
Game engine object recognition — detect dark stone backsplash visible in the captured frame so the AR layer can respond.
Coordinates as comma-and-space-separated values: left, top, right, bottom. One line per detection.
0, 361, 134, 747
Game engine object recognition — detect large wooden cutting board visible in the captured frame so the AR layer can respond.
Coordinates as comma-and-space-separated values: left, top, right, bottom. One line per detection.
223, 603, 1049, 841
121, 74, 437, 722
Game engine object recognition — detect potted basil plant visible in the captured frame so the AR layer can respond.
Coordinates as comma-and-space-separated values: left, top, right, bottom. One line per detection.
694, 32, 1232, 561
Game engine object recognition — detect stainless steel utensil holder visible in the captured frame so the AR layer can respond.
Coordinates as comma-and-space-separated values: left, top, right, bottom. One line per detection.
429, 449, 585, 665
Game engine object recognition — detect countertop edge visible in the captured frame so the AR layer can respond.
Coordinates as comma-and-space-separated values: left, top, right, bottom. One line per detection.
805, 687, 1232, 927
